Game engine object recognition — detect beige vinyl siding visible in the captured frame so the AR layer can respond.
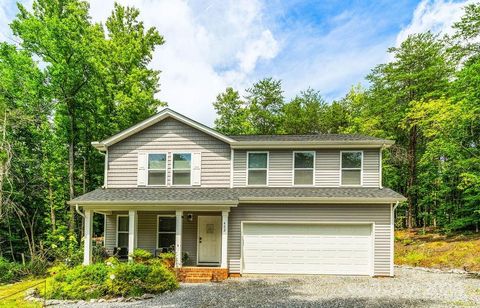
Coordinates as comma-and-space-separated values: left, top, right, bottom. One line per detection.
269, 150, 293, 186
104, 211, 221, 266
233, 149, 381, 187
233, 150, 247, 187
227, 204, 392, 276
363, 150, 381, 187
316, 150, 340, 186
105, 213, 122, 251
107, 118, 231, 188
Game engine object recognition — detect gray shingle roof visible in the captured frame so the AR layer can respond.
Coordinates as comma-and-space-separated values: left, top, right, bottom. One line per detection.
229, 134, 389, 142
71, 187, 406, 204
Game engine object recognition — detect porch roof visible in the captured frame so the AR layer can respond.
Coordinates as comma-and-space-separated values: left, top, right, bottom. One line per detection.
69, 187, 406, 205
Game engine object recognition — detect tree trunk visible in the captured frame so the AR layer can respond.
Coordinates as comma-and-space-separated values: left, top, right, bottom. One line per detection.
7, 219, 16, 261
407, 125, 418, 229
68, 104, 76, 232
49, 183, 56, 231
0, 110, 7, 218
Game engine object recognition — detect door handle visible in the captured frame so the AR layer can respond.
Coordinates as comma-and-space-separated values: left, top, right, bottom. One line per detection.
199, 237, 202, 243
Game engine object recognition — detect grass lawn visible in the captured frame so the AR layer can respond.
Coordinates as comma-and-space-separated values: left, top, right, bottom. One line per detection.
0, 279, 45, 308
395, 229, 480, 272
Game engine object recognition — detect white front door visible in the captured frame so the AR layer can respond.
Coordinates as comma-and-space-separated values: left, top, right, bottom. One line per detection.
198, 216, 221, 264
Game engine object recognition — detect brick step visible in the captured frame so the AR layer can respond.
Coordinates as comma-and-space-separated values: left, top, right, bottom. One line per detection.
184, 275, 213, 280
183, 277, 213, 283
176, 268, 229, 283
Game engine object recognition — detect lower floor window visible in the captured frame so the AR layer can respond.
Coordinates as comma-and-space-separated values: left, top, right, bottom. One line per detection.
117, 216, 129, 248
158, 216, 176, 252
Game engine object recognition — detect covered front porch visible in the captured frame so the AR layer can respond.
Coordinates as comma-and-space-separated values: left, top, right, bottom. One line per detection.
82, 206, 231, 273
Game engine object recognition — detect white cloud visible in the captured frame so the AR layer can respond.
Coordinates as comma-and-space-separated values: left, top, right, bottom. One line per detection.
2, 0, 474, 125
88, 0, 280, 125
396, 0, 474, 45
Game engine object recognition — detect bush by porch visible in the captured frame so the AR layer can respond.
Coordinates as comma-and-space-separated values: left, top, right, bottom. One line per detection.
39, 250, 178, 300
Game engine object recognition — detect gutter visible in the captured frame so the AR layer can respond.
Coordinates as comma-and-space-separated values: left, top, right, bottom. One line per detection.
238, 197, 407, 204
68, 200, 239, 206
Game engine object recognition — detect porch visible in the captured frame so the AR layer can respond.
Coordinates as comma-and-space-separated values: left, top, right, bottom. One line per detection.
83, 208, 230, 274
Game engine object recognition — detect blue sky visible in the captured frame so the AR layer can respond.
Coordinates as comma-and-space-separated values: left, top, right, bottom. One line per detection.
0, 0, 472, 124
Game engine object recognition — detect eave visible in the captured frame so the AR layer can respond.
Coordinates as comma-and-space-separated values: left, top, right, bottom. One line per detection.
230, 140, 394, 149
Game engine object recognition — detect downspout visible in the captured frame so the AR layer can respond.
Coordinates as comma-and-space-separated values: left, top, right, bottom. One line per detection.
379, 144, 384, 189
390, 201, 399, 277
75, 204, 85, 218
98, 150, 107, 189
393, 201, 400, 211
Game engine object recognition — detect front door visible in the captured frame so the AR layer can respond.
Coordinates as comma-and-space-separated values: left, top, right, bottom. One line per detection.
198, 216, 221, 264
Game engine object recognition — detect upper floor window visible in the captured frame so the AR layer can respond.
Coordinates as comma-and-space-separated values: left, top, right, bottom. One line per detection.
294, 151, 315, 185
341, 151, 362, 186
247, 152, 268, 185
148, 153, 167, 186
173, 153, 191, 185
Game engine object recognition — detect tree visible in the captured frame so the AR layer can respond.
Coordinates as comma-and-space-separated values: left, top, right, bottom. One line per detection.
11, 0, 165, 233
451, 3, 480, 63
245, 78, 284, 134
11, 0, 100, 231
282, 88, 327, 134
95, 3, 165, 134
365, 32, 453, 228
0, 42, 50, 258
213, 87, 250, 135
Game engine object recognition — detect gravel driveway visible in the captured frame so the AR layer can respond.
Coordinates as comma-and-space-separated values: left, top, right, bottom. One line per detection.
59, 267, 480, 308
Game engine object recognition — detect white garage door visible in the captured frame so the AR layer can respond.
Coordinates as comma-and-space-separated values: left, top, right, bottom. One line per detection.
242, 223, 372, 275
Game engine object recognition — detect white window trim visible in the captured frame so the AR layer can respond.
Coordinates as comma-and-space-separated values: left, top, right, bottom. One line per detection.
171, 151, 193, 186
156, 215, 177, 250
292, 151, 316, 186
340, 150, 363, 186
116, 215, 129, 248
246, 151, 269, 186
147, 152, 168, 187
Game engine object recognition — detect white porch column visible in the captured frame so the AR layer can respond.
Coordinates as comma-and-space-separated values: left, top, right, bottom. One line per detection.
175, 210, 183, 267
221, 210, 229, 268
128, 210, 137, 261
83, 209, 93, 265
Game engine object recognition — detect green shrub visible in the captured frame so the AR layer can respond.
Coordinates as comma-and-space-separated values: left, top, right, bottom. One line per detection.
41, 257, 178, 300
0, 256, 49, 284
0, 257, 23, 284
21, 256, 50, 277
405, 251, 427, 265
106, 262, 151, 297
158, 252, 175, 268
129, 249, 153, 264
45, 226, 82, 266
145, 263, 178, 293
43, 262, 109, 300
92, 245, 109, 263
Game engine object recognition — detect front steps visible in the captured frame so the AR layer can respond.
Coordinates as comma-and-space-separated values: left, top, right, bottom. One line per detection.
176, 267, 229, 283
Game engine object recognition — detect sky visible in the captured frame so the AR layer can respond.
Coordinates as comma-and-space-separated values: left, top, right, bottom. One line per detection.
0, 0, 474, 124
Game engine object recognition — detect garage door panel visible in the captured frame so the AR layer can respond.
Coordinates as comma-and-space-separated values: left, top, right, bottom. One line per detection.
242, 223, 372, 275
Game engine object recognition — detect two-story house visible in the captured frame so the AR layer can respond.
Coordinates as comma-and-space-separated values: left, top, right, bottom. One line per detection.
70, 108, 405, 279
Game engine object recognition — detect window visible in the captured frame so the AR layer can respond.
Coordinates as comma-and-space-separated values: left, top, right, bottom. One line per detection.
294, 151, 315, 185
117, 216, 129, 248
172, 153, 192, 185
341, 151, 362, 185
157, 216, 176, 252
247, 152, 268, 185
148, 153, 167, 185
